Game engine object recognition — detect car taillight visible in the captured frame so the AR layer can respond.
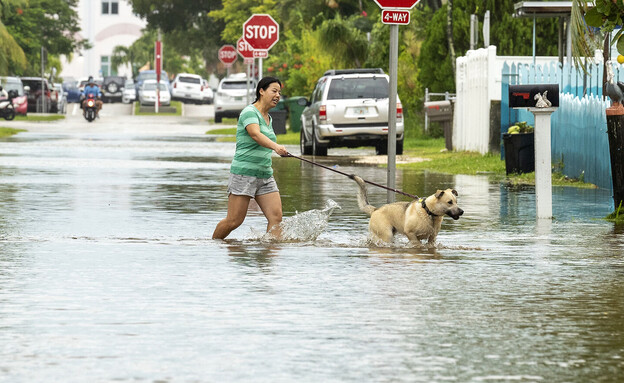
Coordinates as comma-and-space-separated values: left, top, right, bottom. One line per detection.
397, 102, 403, 120
319, 105, 327, 123
174, 82, 177, 88
200, 85, 204, 91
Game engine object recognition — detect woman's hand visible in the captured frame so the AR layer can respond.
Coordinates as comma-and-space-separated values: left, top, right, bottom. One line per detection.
273, 144, 288, 157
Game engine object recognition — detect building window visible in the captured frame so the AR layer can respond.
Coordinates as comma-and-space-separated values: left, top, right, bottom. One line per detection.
101, 56, 110, 77
102, 1, 119, 15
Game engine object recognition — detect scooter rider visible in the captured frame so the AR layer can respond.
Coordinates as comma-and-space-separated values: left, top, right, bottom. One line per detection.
81, 77, 103, 117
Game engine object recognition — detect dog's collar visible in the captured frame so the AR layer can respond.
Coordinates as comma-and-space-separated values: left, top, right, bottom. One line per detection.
419, 198, 438, 217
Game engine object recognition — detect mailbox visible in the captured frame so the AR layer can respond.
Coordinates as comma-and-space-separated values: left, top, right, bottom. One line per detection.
509, 84, 559, 108
424, 100, 453, 122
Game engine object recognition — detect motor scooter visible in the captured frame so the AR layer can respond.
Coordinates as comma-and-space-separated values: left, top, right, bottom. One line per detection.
83, 93, 97, 122
0, 90, 17, 120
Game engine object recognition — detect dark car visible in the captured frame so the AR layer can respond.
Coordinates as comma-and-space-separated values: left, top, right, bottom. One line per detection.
102, 76, 125, 103
21, 77, 57, 113
62, 81, 82, 103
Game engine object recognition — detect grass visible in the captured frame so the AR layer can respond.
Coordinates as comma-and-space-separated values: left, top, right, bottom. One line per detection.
134, 101, 182, 116
206, 126, 300, 145
15, 114, 65, 122
605, 201, 624, 224
0, 127, 26, 138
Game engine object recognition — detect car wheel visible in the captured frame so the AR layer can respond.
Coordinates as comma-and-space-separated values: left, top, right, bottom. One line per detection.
214, 112, 223, 123
300, 128, 312, 155
396, 138, 404, 155
312, 125, 327, 156
375, 139, 388, 155
106, 82, 120, 94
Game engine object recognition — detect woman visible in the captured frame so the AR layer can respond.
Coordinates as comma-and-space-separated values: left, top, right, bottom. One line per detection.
212, 77, 289, 240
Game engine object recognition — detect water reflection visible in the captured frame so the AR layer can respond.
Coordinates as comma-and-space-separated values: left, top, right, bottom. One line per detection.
0, 129, 622, 382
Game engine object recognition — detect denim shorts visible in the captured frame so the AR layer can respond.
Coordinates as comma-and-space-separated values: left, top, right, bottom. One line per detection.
227, 173, 279, 197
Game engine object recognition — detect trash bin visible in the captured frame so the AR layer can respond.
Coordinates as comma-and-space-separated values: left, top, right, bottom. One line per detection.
284, 96, 308, 133
269, 110, 287, 135
503, 132, 535, 175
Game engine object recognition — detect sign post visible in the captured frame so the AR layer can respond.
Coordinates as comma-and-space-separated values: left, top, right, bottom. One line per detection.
237, 37, 255, 105
154, 39, 162, 113
373, 0, 420, 203
243, 14, 280, 82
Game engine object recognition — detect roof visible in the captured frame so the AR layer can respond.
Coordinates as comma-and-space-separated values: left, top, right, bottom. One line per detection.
323, 68, 385, 76
513, 1, 580, 18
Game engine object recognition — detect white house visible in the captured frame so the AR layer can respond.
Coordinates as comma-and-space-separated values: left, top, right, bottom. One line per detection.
60, 0, 146, 81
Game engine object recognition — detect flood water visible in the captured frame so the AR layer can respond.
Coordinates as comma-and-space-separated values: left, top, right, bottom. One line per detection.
1, 121, 623, 382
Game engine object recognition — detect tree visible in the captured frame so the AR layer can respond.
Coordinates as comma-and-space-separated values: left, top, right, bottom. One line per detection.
418, 0, 559, 93
128, 0, 226, 73
0, 0, 27, 74
2, 0, 86, 76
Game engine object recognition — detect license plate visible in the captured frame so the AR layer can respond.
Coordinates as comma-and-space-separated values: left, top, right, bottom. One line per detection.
235, 96, 243, 101
351, 107, 368, 115
185, 94, 191, 98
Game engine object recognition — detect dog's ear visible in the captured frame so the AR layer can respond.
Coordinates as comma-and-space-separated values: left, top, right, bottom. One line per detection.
451, 189, 458, 196
436, 190, 445, 198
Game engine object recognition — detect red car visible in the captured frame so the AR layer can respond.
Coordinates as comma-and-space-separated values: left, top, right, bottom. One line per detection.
0, 76, 28, 116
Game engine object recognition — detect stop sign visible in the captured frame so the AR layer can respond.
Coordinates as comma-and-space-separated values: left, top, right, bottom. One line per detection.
218, 45, 238, 66
242, 14, 279, 52
374, 0, 421, 9
237, 37, 254, 63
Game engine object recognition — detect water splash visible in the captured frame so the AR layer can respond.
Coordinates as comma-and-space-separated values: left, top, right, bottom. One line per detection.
255, 199, 341, 242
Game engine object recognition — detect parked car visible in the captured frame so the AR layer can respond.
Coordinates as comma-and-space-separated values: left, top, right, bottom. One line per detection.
101, 76, 125, 103
300, 68, 404, 156
135, 70, 170, 99
214, 73, 256, 123
62, 80, 82, 103
0, 76, 28, 115
139, 80, 171, 106
53, 83, 67, 114
122, 79, 136, 104
171, 73, 203, 104
20, 77, 56, 113
201, 78, 214, 104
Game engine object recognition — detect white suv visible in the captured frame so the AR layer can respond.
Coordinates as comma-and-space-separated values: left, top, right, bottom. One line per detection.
171, 73, 203, 104
214, 73, 256, 123
300, 68, 404, 156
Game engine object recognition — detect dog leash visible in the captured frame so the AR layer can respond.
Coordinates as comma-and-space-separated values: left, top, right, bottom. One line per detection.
285, 152, 419, 200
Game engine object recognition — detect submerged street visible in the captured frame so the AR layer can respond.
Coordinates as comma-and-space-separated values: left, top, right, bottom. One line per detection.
0, 105, 623, 382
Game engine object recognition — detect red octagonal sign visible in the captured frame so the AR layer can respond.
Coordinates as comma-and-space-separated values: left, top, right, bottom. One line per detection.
218, 45, 238, 66
374, 0, 421, 9
243, 14, 279, 52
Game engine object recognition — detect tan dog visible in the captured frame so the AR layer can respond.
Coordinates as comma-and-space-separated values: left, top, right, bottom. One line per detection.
353, 175, 463, 245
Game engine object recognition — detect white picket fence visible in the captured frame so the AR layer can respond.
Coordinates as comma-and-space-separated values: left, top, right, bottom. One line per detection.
454, 46, 558, 153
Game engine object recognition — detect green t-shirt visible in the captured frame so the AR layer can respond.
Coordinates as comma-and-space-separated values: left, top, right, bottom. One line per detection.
230, 105, 276, 178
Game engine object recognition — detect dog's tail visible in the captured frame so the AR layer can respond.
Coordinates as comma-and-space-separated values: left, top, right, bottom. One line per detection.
351, 175, 376, 216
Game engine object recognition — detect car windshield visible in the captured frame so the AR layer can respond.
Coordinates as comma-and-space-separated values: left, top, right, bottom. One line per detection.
22, 80, 47, 92
63, 81, 78, 90
221, 81, 249, 90
1, 80, 24, 96
179, 76, 201, 84
327, 77, 389, 100
144, 83, 168, 91
138, 72, 168, 82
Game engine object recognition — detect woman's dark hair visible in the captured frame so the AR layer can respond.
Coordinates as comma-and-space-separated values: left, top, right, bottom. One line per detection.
253, 76, 282, 103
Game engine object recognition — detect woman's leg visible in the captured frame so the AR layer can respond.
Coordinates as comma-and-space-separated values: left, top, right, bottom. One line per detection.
212, 194, 252, 239
255, 191, 283, 238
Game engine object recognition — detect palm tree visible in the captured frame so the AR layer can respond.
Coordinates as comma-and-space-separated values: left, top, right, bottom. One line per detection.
0, 0, 27, 74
